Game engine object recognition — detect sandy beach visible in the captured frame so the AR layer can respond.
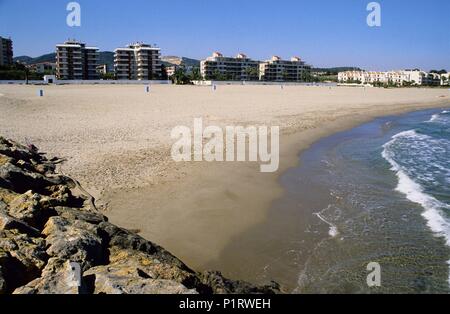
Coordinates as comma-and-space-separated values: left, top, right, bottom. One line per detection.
0, 84, 448, 282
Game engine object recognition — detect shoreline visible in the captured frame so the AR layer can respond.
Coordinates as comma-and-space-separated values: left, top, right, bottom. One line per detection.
105, 98, 450, 278
1, 84, 449, 284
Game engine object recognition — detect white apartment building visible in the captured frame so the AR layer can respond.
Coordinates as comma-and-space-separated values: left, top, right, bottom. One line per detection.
0, 36, 13, 66
96, 64, 108, 75
200, 52, 259, 81
338, 71, 388, 84
338, 70, 443, 86
259, 56, 311, 82
114, 43, 162, 80
441, 73, 449, 86
56, 40, 99, 80
28, 62, 56, 74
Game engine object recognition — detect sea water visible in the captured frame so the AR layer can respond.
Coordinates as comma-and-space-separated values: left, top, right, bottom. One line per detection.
215, 108, 450, 293
288, 108, 450, 293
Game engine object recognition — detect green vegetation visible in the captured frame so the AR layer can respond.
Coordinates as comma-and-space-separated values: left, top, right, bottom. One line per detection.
0, 63, 43, 81
100, 72, 115, 80
311, 67, 362, 75
430, 69, 448, 75
170, 67, 202, 85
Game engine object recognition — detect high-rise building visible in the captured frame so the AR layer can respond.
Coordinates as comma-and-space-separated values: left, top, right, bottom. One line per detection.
200, 52, 259, 81
0, 36, 13, 66
56, 40, 99, 80
114, 43, 162, 80
259, 56, 311, 82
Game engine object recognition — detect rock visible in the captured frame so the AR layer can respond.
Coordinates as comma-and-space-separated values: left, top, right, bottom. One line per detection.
0, 162, 65, 194
84, 265, 198, 294
54, 206, 107, 225
0, 249, 8, 294
0, 137, 281, 294
200, 271, 280, 294
0, 230, 48, 291
13, 258, 84, 294
42, 217, 106, 271
0, 209, 41, 237
0, 230, 48, 272
7, 191, 56, 229
0, 187, 19, 205
98, 222, 191, 272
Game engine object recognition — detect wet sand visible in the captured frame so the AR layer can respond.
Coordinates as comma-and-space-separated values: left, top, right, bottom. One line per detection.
0, 84, 448, 283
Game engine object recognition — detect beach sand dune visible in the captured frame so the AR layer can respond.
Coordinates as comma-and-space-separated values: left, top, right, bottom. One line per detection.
1, 84, 448, 281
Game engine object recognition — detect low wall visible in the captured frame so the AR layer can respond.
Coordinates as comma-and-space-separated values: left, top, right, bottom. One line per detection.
192, 80, 337, 87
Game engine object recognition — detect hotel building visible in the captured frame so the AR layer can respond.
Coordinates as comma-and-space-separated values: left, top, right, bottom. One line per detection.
114, 43, 162, 80
200, 52, 259, 81
0, 36, 13, 66
338, 70, 442, 86
259, 56, 311, 82
56, 40, 99, 80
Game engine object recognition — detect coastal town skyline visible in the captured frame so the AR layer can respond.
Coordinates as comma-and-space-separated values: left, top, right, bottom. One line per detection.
1, 0, 449, 71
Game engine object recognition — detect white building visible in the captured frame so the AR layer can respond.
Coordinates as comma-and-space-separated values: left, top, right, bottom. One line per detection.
114, 43, 162, 80
29, 62, 56, 74
338, 70, 443, 86
200, 52, 259, 81
441, 73, 449, 86
259, 56, 311, 82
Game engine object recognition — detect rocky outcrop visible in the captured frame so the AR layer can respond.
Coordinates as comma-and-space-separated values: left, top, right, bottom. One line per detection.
0, 137, 279, 294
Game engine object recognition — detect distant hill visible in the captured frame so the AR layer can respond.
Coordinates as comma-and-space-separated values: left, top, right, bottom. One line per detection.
97, 51, 114, 71
161, 56, 200, 68
13, 56, 34, 64
14, 53, 56, 64
13, 51, 115, 71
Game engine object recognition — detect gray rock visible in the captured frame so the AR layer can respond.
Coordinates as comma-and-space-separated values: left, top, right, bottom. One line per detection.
42, 216, 106, 271
201, 271, 280, 294
13, 258, 84, 294
84, 266, 198, 294
0, 209, 41, 237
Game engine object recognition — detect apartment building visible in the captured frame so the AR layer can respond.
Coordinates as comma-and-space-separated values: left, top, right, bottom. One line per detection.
96, 64, 108, 75
441, 73, 449, 86
338, 70, 443, 86
114, 43, 162, 80
0, 36, 13, 66
56, 40, 99, 80
259, 56, 311, 82
28, 62, 56, 74
200, 52, 259, 81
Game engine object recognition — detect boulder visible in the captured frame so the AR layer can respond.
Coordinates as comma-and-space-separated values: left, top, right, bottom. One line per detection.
13, 258, 84, 294
42, 216, 106, 271
84, 264, 197, 294
0, 209, 41, 237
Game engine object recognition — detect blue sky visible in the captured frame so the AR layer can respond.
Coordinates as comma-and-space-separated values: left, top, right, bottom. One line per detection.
0, 0, 448, 70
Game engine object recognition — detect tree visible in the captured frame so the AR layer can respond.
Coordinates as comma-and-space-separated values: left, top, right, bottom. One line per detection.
189, 67, 202, 81
245, 66, 258, 81
172, 68, 190, 85
101, 72, 115, 80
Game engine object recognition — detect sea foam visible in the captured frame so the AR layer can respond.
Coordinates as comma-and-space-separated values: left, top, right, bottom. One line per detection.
382, 129, 450, 284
